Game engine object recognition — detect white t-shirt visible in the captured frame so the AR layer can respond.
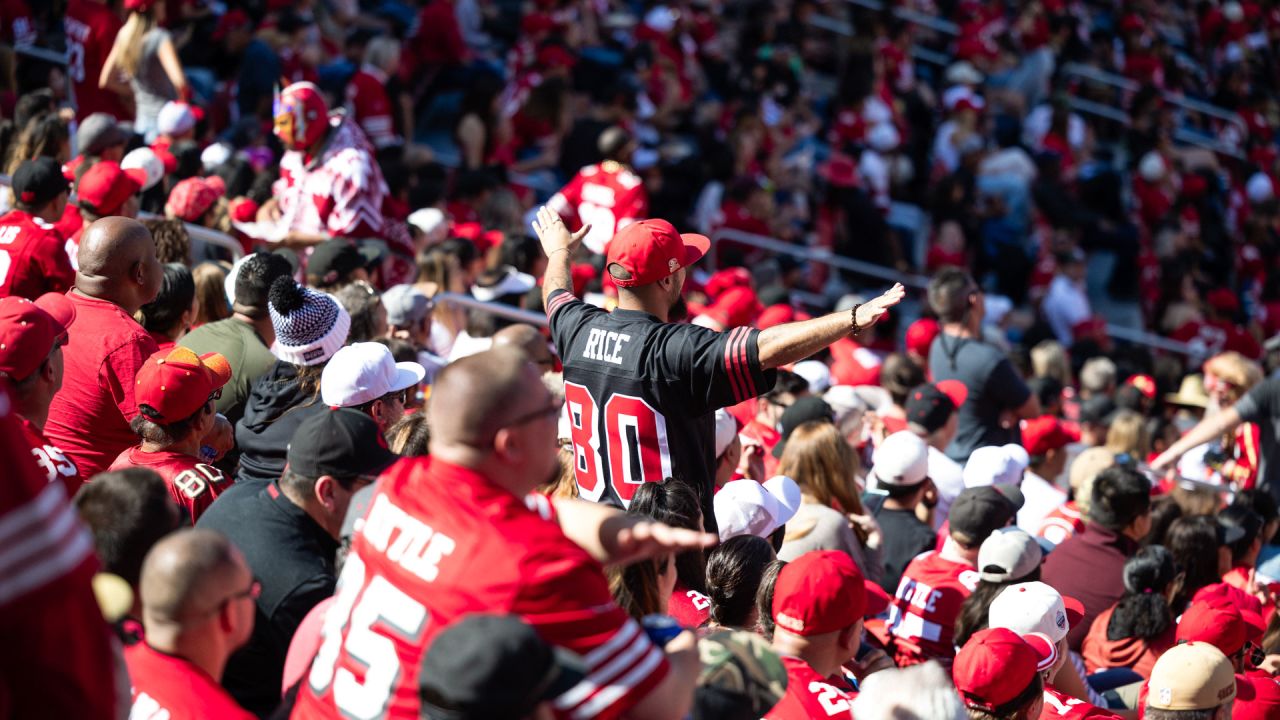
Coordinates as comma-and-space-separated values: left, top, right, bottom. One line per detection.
928, 445, 965, 530
1017, 469, 1067, 533
1043, 274, 1091, 345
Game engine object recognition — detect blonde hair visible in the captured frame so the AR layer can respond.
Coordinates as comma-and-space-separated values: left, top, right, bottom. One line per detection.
1030, 341, 1072, 388
778, 421, 865, 524
1203, 352, 1262, 398
1105, 410, 1149, 457
191, 261, 232, 326
113, 10, 158, 78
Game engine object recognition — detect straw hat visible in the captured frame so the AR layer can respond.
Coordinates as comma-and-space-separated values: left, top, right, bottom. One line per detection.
1165, 374, 1209, 409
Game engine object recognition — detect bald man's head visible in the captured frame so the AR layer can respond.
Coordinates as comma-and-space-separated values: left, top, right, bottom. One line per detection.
140, 528, 246, 627
76, 217, 163, 311
492, 324, 555, 368
428, 346, 543, 448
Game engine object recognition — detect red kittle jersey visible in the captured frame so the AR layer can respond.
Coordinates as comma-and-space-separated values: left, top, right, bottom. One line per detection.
765, 656, 857, 720
291, 458, 669, 720
20, 416, 83, 497
886, 551, 980, 666
107, 447, 232, 523
0, 209, 74, 300
547, 161, 648, 254
547, 289, 774, 536
126, 642, 256, 720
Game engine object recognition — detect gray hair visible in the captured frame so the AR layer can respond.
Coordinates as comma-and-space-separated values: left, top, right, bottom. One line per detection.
1080, 357, 1117, 395
364, 37, 401, 71
851, 661, 966, 720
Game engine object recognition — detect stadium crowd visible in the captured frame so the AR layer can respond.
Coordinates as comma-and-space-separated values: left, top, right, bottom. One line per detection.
3, 0, 1280, 718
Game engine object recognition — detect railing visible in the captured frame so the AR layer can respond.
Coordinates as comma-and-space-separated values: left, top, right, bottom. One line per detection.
434, 292, 549, 327
13, 44, 69, 66
708, 227, 1197, 356
843, 0, 960, 36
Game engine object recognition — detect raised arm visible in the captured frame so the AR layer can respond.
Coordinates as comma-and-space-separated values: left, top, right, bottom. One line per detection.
1150, 406, 1242, 472
756, 283, 906, 368
532, 205, 590, 307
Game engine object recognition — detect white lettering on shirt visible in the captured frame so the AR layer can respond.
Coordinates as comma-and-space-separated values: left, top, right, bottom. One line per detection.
0, 227, 19, 244
362, 494, 456, 583
581, 328, 630, 365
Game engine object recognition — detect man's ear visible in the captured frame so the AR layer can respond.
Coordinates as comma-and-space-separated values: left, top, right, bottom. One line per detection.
314, 475, 339, 510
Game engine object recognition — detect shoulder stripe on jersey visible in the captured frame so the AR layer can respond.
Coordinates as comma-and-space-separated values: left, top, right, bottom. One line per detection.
554, 619, 663, 719
722, 327, 748, 401
547, 291, 574, 318
0, 483, 93, 606
736, 328, 757, 397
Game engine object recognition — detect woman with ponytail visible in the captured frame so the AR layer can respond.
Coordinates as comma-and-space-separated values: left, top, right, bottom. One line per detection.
1081, 545, 1178, 680
99, 0, 188, 141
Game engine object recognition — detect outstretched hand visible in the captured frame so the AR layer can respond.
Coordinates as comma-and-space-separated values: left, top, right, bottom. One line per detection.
532, 205, 590, 258
855, 283, 907, 330
604, 517, 719, 567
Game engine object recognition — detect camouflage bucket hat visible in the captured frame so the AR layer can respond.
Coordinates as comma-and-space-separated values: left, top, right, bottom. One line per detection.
696, 629, 789, 716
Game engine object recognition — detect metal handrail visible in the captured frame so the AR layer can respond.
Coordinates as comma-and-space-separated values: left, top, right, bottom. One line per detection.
13, 44, 68, 65
136, 211, 245, 260
844, 0, 960, 35
434, 292, 549, 327
1060, 63, 1245, 129
708, 228, 1198, 356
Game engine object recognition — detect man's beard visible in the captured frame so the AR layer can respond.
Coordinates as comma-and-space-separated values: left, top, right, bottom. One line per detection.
669, 295, 688, 322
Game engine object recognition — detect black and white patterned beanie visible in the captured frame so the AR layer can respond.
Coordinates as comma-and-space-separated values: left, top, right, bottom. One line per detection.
268, 276, 351, 366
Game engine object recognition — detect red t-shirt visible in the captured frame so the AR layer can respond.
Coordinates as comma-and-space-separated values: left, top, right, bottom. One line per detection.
125, 642, 256, 720
547, 161, 648, 254
54, 202, 82, 249
0, 385, 119, 718
1042, 686, 1123, 719
345, 66, 398, 150
1234, 671, 1280, 720
886, 551, 979, 666
63, 0, 127, 120
291, 458, 669, 719
668, 583, 710, 629
20, 416, 83, 497
0, 209, 74, 300
108, 447, 232, 522
44, 292, 160, 479
765, 656, 857, 720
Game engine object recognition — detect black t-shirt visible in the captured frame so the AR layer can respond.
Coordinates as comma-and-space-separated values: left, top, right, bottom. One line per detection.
929, 332, 1031, 462
548, 289, 775, 533
1234, 376, 1280, 506
865, 495, 937, 593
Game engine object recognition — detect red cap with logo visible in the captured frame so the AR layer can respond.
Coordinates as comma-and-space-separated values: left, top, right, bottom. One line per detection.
135, 347, 232, 423
1126, 374, 1158, 400
771, 550, 887, 636
166, 177, 224, 222
77, 161, 146, 215
0, 293, 75, 380
605, 219, 709, 288
1021, 415, 1072, 456
954, 628, 1054, 711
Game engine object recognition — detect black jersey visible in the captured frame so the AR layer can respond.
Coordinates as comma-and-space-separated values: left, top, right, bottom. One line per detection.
548, 289, 774, 533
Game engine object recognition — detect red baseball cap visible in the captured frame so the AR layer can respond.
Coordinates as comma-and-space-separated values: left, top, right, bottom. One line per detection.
77, 161, 146, 216
954, 628, 1053, 711
166, 177, 224, 222
703, 286, 762, 329
135, 347, 232, 423
1176, 596, 1265, 656
605, 219, 708, 288
1125, 374, 1158, 400
771, 550, 886, 636
1021, 415, 1072, 456
704, 267, 752, 300
1206, 288, 1240, 315
0, 293, 75, 380
905, 317, 940, 357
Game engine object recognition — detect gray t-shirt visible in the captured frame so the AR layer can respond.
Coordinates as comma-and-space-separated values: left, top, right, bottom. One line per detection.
929, 332, 1031, 462
131, 28, 178, 134
1233, 377, 1280, 505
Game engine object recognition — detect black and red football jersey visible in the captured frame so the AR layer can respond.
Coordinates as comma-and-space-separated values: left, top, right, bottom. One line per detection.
548, 289, 774, 532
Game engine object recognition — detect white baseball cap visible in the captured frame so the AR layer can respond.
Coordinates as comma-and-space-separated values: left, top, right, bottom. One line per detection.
407, 208, 446, 238
988, 581, 1085, 648
793, 360, 832, 394
714, 408, 739, 458
713, 476, 801, 541
870, 431, 929, 487
977, 528, 1043, 583
963, 444, 1030, 488
320, 342, 426, 407
156, 100, 196, 137
121, 147, 164, 190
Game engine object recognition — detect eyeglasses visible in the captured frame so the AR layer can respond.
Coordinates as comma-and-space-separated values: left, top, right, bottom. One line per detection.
1240, 641, 1266, 669
384, 388, 410, 405
208, 388, 223, 403
504, 397, 564, 429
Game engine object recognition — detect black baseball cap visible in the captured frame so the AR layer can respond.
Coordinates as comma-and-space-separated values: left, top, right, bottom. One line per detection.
286, 407, 397, 479
905, 381, 967, 434
1079, 396, 1117, 426
772, 396, 834, 458
419, 614, 587, 719
949, 486, 1024, 547
306, 239, 365, 286
12, 157, 69, 207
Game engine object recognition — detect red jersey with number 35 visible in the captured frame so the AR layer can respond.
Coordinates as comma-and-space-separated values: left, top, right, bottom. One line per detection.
107, 446, 231, 523
547, 289, 774, 537
886, 551, 979, 666
291, 458, 669, 720
547, 162, 649, 254
20, 416, 83, 497
766, 656, 857, 719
